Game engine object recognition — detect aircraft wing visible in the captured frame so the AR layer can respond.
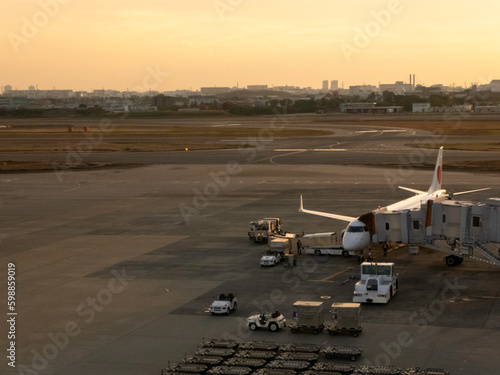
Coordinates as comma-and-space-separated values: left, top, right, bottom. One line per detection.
299, 195, 356, 222
452, 187, 491, 196
398, 186, 425, 194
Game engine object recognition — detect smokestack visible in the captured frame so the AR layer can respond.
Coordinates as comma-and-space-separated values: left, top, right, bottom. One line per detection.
409, 74, 412, 87
413, 74, 415, 89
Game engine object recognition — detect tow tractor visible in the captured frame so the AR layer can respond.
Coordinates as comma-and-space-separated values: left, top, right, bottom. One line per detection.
247, 311, 286, 332
248, 218, 283, 243
353, 262, 398, 304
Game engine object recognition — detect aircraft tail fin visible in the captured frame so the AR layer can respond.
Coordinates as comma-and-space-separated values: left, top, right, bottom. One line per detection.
428, 146, 444, 193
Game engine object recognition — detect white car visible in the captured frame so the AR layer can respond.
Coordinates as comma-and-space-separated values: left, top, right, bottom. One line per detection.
247, 311, 286, 332
260, 250, 284, 266
210, 293, 237, 315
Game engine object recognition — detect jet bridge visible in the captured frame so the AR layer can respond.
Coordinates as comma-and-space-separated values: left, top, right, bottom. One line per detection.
368, 197, 500, 267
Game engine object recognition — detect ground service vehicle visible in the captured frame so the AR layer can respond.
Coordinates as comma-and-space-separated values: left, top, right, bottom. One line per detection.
353, 262, 398, 303
248, 218, 283, 243
302, 232, 357, 257
247, 311, 286, 332
210, 293, 237, 315
260, 250, 284, 266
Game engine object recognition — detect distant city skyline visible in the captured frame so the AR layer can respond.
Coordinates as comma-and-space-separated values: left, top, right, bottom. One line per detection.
2, 76, 497, 95
3, 1, 499, 92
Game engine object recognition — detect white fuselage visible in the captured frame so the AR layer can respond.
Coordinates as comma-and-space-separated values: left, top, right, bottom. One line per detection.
342, 189, 447, 252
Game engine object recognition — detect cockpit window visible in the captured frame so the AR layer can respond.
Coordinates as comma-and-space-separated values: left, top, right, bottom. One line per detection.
347, 225, 365, 233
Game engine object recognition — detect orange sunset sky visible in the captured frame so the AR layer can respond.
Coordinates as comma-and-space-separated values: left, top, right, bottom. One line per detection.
2, 0, 500, 92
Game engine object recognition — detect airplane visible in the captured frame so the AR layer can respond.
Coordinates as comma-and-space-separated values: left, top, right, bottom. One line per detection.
299, 146, 490, 253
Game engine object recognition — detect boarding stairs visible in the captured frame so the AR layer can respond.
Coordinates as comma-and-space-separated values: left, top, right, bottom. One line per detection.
420, 240, 500, 268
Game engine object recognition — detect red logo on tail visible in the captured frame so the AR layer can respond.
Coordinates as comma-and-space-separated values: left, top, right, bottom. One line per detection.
437, 166, 442, 185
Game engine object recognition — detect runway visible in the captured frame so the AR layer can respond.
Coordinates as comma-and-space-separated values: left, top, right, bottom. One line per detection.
0, 121, 499, 375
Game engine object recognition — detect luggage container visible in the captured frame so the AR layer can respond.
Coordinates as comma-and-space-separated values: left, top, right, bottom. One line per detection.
290, 301, 325, 334
326, 303, 363, 337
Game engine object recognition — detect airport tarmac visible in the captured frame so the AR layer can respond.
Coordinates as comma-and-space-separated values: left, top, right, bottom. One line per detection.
1, 122, 499, 375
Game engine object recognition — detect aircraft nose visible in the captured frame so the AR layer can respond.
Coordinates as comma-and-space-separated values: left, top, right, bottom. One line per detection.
343, 232, 370, 251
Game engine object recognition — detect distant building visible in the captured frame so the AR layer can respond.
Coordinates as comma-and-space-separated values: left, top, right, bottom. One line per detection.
322, 80, 329, 92
247, 85, 268, 91
478, 80, 500, 92
348, 85, 377, 98
475, 105, 500, 112
330, 80, 338, 90
200, 87, 231, 95
340, 102, 403, 114
379, 81, 412, 95
412, 103, 431, 113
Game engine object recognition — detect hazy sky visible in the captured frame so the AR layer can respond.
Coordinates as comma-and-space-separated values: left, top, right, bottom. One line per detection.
2, 0, 500, 91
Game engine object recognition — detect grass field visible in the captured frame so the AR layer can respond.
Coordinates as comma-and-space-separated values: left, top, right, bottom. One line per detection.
1, 113, 499, 172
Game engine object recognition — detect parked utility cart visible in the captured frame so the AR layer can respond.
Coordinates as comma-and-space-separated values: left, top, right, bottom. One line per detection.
236, 351, 277, 360
321, 345, 363, 361
202, 339, 239, 349
239, 341, 279, 351
266, 360, 310, 371
247, 311, 286, 332
311, 362, 355, 375
356, 365, 402, 374
276, 352, 318, 363
208, 366, 253, 375
279, 343, 321, 353
289, 301, 325, 334
326, 302, 363, 337
210, 293, 238, 315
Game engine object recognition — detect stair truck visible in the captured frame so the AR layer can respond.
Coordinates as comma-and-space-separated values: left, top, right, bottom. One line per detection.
353, 262, 398, 304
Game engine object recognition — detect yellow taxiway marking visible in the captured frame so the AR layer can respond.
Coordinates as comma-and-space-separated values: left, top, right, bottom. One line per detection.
310, 266, 355, 283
